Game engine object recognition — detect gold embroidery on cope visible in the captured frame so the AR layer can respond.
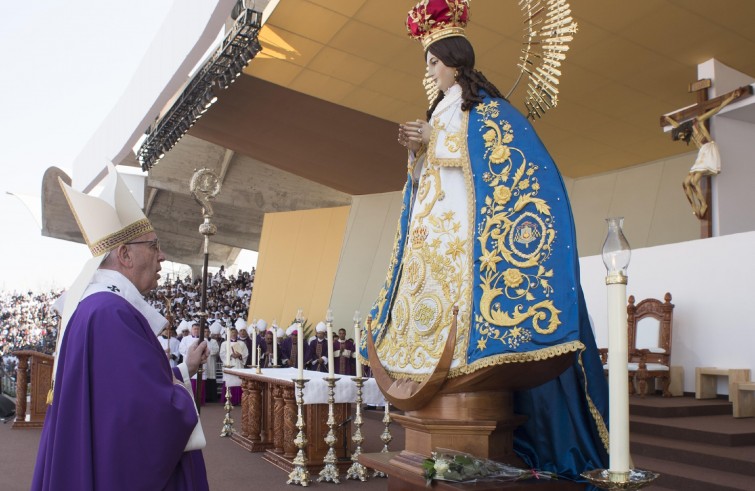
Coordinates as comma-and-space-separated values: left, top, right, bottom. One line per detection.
474, 101, 561, 351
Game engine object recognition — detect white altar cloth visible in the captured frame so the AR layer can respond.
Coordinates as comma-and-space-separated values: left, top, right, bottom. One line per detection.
225, 367, 386, 406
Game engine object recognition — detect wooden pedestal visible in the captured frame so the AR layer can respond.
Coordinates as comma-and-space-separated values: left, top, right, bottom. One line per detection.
394, 390, 526, 465
366, 349, 578, 488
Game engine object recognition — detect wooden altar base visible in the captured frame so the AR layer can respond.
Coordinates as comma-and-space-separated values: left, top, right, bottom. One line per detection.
229, 432, 273, 453
361, 451, 585, 491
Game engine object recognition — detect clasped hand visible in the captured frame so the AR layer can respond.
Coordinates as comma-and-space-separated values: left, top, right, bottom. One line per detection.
398, 119, 431, 153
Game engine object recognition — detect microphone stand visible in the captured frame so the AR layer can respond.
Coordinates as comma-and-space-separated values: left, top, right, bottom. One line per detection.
190, 168, 222, 413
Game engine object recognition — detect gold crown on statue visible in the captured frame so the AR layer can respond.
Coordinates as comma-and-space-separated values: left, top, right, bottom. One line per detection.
407, 0, 470, 50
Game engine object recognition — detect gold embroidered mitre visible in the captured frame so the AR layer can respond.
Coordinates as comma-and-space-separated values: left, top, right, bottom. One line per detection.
59, 162, 154, 257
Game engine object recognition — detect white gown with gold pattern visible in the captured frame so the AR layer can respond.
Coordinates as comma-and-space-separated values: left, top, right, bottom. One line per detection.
376, 84, 472, 378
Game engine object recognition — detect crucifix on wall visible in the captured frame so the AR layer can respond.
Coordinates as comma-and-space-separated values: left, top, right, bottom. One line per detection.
660, 81, 753, 238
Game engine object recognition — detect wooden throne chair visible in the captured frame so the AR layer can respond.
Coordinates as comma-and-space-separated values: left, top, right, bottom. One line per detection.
600, 292, 675, 397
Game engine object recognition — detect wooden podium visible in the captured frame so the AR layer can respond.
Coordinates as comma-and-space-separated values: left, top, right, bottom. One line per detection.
227, 369, 352, 474
11, 350, 53, 429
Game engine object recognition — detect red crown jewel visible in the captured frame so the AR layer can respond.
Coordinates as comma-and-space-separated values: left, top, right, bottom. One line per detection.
406, 0, 470, 50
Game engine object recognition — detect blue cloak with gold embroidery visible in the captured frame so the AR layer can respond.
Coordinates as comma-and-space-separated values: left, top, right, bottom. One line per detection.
362, 93, 609, 482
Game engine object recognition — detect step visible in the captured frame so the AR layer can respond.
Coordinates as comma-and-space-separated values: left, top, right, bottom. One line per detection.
631, 433, 755, 477
631, 414, 755, 446
633, 454, 755, 491
629, 395, 732, 418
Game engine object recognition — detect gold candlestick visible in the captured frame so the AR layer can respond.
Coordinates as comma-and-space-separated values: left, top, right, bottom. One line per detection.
287, 378, 311, 487
581, 469, 659, 490
318, 376, 341, 483
346, 376, 368, 481
373, 402, 392, 478
220, 368, 234, 437
256, 347, 262, 374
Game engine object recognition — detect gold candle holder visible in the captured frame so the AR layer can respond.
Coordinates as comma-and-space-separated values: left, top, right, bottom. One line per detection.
372, 402, 392, 478
220, 374, 234, 437
287, 378, 311, 487
346, 376, 368, 481
581, 469, 659, 490
255, 347, 262, 374
317, 376, 341, 483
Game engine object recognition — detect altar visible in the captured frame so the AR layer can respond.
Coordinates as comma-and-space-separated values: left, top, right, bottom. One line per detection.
224, 367, 385, 473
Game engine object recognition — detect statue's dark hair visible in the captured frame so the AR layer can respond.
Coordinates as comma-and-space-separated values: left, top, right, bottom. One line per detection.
425, 36, 505, 120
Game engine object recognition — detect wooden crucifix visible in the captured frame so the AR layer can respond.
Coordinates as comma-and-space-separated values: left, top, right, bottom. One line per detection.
660, 81, 753, 238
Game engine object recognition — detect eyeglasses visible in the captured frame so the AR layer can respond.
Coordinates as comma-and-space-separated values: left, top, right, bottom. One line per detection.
125, 238, 161, 251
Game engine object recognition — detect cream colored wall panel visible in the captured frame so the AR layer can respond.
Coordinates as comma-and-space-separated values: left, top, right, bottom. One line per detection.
607, 164, 664, 247
329, 191, 403, 336
570, 173, 617, 257
248, 206, 350, 329
646, 153, 699, 247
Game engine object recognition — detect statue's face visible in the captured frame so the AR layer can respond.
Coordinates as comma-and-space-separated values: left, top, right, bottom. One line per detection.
426, 52, 455, 93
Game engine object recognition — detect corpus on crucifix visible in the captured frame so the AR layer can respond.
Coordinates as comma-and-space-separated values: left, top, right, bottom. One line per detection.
661, 81, 753, 226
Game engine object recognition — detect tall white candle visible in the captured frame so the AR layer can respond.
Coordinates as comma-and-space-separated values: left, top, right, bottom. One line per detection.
327, 321, 335, 378
225, 325, 231, 366
297, 324, 304, 379
272, 324, 278, 367
251, 328, 257, 366
354, 316, 362, 378
608, 281, 630, 476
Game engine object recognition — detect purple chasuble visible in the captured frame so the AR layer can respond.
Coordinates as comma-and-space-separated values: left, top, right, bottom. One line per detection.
31, 292, 209, 491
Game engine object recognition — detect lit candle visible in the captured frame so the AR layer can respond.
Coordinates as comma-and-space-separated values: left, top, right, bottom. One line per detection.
602, 217, 631, 478
297, 323, 304, 380
326, 317, 335, 379
354, 312, 362, 378
225, 325, 231, 366
296, 308, 303, 321
272, 322, 278, 367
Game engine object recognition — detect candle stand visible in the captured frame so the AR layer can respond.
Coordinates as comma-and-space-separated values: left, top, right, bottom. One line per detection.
317, 376, 341, 483
346, 376, 368, 481
220, 370, 235, 437
287, 378, 311, 487
372, 403, 392, 478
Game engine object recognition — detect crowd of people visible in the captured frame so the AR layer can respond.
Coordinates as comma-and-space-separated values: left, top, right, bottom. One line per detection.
0, 267, 257, 395
0, 290, 61, 357
0, 266, 361, 399
144, 265, 254, 334
1, 290, 62, 391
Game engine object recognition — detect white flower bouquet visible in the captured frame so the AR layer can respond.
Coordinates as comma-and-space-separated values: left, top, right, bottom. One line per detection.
421, 449, 557, 486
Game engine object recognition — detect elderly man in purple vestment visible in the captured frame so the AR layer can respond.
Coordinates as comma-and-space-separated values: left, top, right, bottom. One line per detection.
32, 163, 210, 491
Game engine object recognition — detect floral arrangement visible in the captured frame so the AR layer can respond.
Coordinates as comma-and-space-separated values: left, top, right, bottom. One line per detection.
422, 449, 557, 485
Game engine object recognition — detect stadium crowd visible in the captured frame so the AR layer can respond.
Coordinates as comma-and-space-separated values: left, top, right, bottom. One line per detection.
0, 267, 255, 393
